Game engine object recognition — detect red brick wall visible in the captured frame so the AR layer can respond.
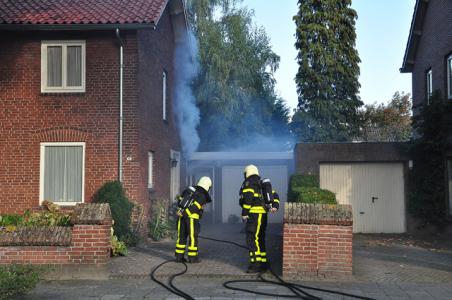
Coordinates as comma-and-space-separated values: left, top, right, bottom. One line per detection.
134, 9, 182, 229
283, 223, 353, 279
0, 7, 181, 221
0, 224, 111, 265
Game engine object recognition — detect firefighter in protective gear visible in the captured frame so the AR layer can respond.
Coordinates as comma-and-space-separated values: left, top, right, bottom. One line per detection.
239, 165, 280, 273
174, 176, 212, 263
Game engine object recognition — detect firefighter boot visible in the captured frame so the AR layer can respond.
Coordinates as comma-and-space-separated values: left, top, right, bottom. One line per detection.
188, 256, 200, 263
246, 262, 261, 273
175, 253, 186, 263
260, 261, 269, 272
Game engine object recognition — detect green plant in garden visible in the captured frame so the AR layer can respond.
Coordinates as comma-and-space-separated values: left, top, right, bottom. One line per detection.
0, 205, 71, 230
149, 201, 176, 241
0, 265, 42, 300
289, 174, 318, 189
93, 181, 134, 244
288, 174, 337, 204
407, 91, 450, 227
111, 234, 128, 256
290, 187, 337, 204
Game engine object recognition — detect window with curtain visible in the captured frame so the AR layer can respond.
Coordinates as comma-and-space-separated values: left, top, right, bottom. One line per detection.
41, 41, 85, 93
163, 71, 167, 121
41, 144, 84, 204
426, 69, 433, 103
447, 55, 452, 99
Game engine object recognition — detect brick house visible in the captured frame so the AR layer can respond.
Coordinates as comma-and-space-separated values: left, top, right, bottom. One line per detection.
0, 0, 186, 228
400, 0, 452, 217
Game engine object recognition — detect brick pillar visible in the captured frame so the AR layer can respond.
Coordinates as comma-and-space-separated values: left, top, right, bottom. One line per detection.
283, 203, 353, 279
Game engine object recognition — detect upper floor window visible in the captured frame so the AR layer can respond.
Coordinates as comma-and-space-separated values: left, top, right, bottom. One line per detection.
447, 55, 452, 99
41, 41, 86, 93
426, 69, 433, 103
163, 71, 167, 121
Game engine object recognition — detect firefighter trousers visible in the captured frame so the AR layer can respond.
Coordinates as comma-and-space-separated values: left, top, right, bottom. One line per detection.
245, 213, 268, 264
175, 216, 200, 258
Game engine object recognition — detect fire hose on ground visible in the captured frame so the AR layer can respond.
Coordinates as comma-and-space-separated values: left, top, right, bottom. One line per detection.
149, 235, 376, 300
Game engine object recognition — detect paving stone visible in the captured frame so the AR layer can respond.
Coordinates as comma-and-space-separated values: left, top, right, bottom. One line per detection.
100, 295, 125, 300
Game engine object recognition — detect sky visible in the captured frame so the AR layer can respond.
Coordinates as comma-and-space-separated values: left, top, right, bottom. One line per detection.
242, 0, 416, 110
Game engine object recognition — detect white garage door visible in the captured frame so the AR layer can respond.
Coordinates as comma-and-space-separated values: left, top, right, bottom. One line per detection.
222, 165, 288, 223
320, 163, 405, 233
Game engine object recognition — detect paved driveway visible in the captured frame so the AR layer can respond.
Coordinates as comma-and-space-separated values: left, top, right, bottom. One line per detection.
109, 223, 452, 282
27, 223, 452, 299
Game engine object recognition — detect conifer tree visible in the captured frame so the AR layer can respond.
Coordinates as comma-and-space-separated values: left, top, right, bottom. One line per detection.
292, 0, 362, 142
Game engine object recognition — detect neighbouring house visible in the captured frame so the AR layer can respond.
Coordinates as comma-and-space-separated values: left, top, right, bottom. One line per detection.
400, 0, 452, 217
0, 0, 187, 231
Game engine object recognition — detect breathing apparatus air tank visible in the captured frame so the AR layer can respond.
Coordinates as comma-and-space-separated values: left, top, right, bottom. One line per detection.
178, 186, 196, 211
261, 178, 274, 208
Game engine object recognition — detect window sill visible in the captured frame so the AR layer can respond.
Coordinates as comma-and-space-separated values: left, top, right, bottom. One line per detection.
42, 202, 82, 206
41, 92, 86, 96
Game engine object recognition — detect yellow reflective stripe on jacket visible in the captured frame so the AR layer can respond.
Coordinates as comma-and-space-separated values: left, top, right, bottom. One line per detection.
193, 201, 202, 209
273, 199, 280, 203
249, 206, 266, 213
242, 188, 255, 193
253, 193, 261, 197
185, 208, 200, 219
243, 204, 251, 209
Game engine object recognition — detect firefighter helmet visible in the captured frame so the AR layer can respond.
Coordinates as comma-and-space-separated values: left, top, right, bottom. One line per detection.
197, 176, 212, 192
244, 164, 259, 178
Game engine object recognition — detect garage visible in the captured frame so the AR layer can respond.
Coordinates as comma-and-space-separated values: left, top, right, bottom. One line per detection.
187, 152, 293, 223
221, 165, 288, 223
320, 163, 406, 233
295, 142, 409, 233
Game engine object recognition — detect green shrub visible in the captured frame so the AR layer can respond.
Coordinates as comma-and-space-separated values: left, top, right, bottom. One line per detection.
288, 174, 320, 202
0, 265, 41, 300
93, 181, 134, 243
289, 174, 319, 189
290, 187, 337, 204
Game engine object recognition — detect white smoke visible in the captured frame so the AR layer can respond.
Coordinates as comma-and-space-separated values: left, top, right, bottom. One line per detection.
173, 30, 200, 156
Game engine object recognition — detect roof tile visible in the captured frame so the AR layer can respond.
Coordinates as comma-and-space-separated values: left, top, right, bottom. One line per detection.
0, 0, 168, 25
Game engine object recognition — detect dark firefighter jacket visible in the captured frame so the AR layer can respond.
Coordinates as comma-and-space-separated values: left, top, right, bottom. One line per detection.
239, 174, 280, 216
177, 186, 212, 219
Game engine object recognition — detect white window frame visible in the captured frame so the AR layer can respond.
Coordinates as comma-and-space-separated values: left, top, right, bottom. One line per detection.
39, 142, 86, 206
41, 40, 86, 93
148, 151, 155, 189
163, 71, 167, 121
447, 55, 452, 99
426, 68, 433, 104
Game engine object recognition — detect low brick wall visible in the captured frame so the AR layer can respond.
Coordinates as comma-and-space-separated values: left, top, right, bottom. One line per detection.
283, 203, 353, 279
0, 203, 112, 265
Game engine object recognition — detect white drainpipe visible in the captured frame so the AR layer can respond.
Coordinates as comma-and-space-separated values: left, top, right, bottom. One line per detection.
116, 29, 124, 182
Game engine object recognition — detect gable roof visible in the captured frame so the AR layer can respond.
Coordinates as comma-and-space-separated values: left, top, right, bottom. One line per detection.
400, 0, 430, 73
0, 0, 170, 30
